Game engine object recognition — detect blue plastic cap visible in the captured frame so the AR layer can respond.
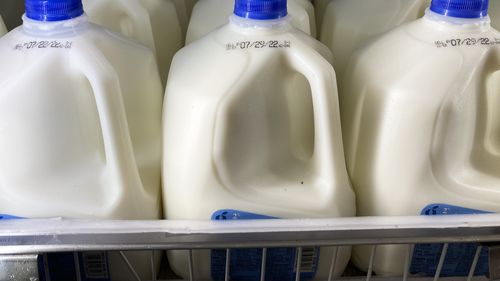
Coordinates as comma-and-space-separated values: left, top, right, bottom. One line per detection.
234, 0, 287, 20
430, 0, 489, 18
26, 0, 84, 21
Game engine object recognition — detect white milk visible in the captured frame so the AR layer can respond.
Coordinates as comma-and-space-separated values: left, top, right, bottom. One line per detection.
83, 0, 187, 84
164, 1, 355, 280
0, 1, 163, 280
0, 16, 7, 36
319, 0, 431, 79
185, 0, 316, 44
341, 0, 498, 276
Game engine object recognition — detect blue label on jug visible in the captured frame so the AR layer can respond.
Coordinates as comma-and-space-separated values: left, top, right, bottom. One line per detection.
410, 204, 490, 277
0, 214, 22, 220
211, 209, 319, 281
0, 214, 110, 281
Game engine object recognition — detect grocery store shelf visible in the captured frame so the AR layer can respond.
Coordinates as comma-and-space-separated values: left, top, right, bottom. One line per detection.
1, 214, 500, 254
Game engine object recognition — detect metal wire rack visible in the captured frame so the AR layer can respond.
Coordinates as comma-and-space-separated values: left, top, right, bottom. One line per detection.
1, 214, 500, 281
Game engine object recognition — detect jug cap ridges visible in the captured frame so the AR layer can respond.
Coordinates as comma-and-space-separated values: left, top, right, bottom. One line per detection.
234, 0, 288, 20
430, 0, 489, 18
26, 0, 84, 22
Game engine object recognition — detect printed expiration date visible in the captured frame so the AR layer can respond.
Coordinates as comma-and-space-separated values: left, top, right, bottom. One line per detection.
226, 40, 291, 50
14, 40, 73, 50
435, 37, 500, 48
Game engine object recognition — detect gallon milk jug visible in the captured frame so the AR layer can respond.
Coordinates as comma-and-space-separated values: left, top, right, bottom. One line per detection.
164, 0, 355, 280
0, 0, 163, 280
341, 0, 500, 276
185, 0, 316, 44
83, 0, 187, 84
0, 16, 6, 36
319, 0, 431, 79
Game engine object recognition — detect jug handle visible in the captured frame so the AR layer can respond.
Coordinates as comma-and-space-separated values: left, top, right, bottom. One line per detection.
286, 44, 347, 184
71, 43, 142, 196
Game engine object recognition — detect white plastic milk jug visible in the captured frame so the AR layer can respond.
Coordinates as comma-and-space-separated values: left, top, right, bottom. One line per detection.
83, 0, 187, 84
0, 0, 163, 280
185, 0, 316, 44
341, 0, 500, 277
163, 0, 355, 280
0, 16, 7, 36
490, 0, 500, 29
319, 0, 431, 79
185, 0, 197, 16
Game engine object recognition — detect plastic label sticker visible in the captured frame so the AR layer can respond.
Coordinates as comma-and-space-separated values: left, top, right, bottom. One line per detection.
211, 209, 319, 281
0, 214, 22, 220
0, 214, 110, 281
410, 204, 491, 277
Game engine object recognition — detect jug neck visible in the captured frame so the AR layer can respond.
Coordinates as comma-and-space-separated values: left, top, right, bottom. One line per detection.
22, 14, 89, 37
424, 8, 491, 32
229, 15, 292, 34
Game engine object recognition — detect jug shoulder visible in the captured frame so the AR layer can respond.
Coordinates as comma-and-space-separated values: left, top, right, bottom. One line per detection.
88, 24, 155, 57
0, 25, 161, 103
77, 24, 160, 80
348, 19, 500, 86
167, 37, 250, 101
2, 23, 156, 61
169, 26, 334, 97
289, 29, 333, 63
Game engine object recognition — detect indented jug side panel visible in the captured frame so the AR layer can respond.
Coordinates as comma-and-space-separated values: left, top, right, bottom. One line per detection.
0, 55, 109, 211
211, 52, 336, 211
214, 55, 315, 190
483, 59, 500, 159
431, 49, 500, 196
97, 40, 163, 197
163, 36, 251, 217
341, 23, 465, 216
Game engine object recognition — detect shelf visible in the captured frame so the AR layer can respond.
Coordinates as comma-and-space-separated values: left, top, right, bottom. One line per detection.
1, 214, 500, 253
